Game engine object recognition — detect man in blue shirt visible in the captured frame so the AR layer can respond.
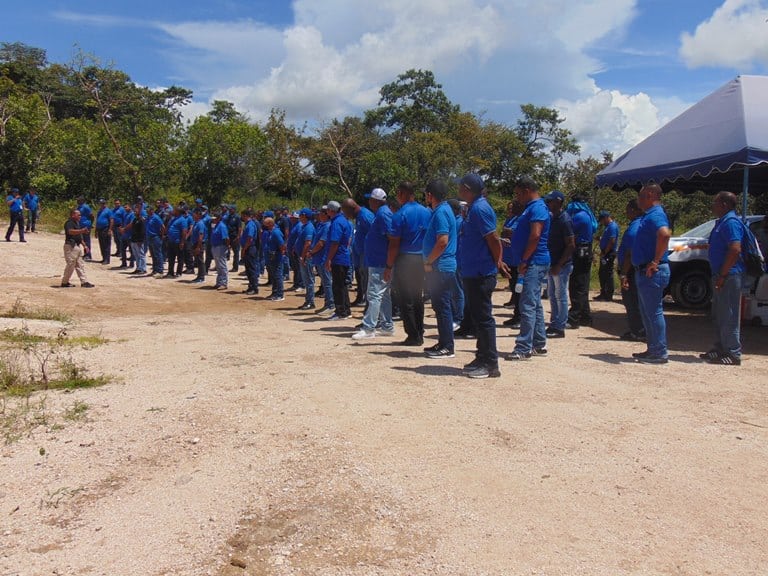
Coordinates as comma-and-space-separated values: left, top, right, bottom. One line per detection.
240, 209, 261, 295
631, 184, 672, 364
5, 188, 25, 242
458, 173, 504, 379
596, 210, 620, 301
544, 191, 574, 338
296, 208, 316, 309
112, 199, 126, 265
95, 199, 114, 265
119, 204, 135, 268
325, 200, 353, 319
385, 182, 431, 345
287, 212, 305, 292
618, 200, 645, 341
702, 191, 747, 365
146, 206, 165, 278
343, 198, 375, 307
227, 205, 242, 273
77, 196, 94, 260
566, 195, 596, 328
507, 176, 551, 360
264, 216, 286, 300
190, 209, 208, 283
210, 211, 230, 289
352, 188, 395, 340
309, 207, 334, 314
421, 179, 458, 359
164, 207, 187, 278
23, 188, 40, 233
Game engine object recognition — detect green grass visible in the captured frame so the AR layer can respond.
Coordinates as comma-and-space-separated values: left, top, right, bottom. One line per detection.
0, 299, 72, 324
0, 328, 109, 349
63, 400, 90, 421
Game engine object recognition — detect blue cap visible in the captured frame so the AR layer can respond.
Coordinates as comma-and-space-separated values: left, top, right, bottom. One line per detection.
299, 207, 314, 218
195, 198, 203, 203
599, 210, 610, 219
264, 210, 274, 218
459, 173, 484, 195
11, 188, 19, 193
544, 190, 565, 203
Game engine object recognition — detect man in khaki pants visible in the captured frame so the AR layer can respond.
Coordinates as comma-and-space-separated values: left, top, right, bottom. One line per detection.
61, 209, 95, 288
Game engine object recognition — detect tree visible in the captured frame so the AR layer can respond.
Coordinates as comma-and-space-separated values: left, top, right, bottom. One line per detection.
261, 108, 309, 197
515, 104, 580, 184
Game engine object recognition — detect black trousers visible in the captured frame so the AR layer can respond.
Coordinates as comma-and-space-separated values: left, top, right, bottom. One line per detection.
97, 228, 111, 264
598, 253, 616, 299
230, 242, 240, 271
194, 251, 206, 280
393, 253, 425, 342
331, 264, 351, 317
568, 250, 593, 326
166, 241, 183, 276
244, 245, 260, 292
5, 212, 24, 241
354, 264, 369, 303
621, 270, 645, 335
464, 275, 498, 366
25, 209, 38, 231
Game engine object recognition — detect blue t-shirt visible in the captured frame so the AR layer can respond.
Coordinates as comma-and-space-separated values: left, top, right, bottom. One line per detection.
708, 211, 746, 276
599, 221, 620, 253
146, 213, 164, 238
112, 206, 126, 227
298, 221, 315, 255
460, 196, 498, 278
166, 216, 187, 243
328, 213, 352, 266
389, 201, 431, 254
311, 221, 329, 266
78, 203, 93, 228
211, 220, 228, 247
617, 217, 641, 267
22, 193, 39, 211
631, 204, 670, 266
288, 221, 303, 255
353, 207, 375, 261
365, 205, 393, 268
501, 215, 518, 265
267, 227, 285, 253
455, 215, 465, 267
121, 211, 135, 240
571, 209, 593, 244
191, 220, 208, 245
510, 198, 550, 266
95, 207, 113, 230
240, 219, 257, 248
422, 201, 457, 272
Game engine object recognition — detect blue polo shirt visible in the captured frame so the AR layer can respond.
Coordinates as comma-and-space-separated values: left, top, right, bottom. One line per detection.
365, 205, 393, 268
389, 201, 431, 254
510, 198, 550, 266
78, 203, 93, 228
112, 206, 126, 228
267, 227, 285, 253
455, 215, 465, 268
298, 221, 315, 255
571, 209, 593, 244
121, 211, 135, 241
599, 221, 620, 253
632, 205, 670, 266
328, 213, 352, 266
96, 207, 113, 230
191, 220, 208, 245
167, 216, 187, 243
617, 217, 641, 267
502, 215, 518, 265
422, 201, 457, 272
708, 211, 746, 276
460, 196, 498, 278
240, 219, 257, 248
288, 221, 303, 255
353, 207, 375, 261
211, 220, 228, 247
146, 213, 164, 238
7, 195, 22, 214
311, 221, 329, 266
22, 193, 39, 211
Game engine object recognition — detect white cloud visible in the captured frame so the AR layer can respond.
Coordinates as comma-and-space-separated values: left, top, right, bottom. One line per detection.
555, 84, 690, 157
680, 0, 768, 69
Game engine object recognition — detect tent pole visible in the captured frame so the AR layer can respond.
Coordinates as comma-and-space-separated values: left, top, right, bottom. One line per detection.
742, 166, 750, 222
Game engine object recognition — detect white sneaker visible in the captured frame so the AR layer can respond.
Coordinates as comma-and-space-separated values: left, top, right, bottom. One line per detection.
375, 328, 395, 336
452, 322, 461, 332
295, 288, 306, 294
352, 329, 376, 340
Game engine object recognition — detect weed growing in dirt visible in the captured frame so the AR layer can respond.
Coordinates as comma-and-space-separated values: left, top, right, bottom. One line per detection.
0, 298, 72, 323
63, 400, 89, 421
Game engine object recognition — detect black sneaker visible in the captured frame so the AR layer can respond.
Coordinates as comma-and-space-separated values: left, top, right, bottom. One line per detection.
423, 343, 442, 353
620, 331, 645, 342
401, 338, 424, 347
425, 347, 455, 359
299, 303, 315, 310
245, 289, 257, 295
707, 354, 740, 365
637, 356, 668, 365
532, 347, 548, 356
502, 318, 520, 328
60, 282, 75, 288
466, 364, 501, 379
698, 349, 721, 360
81, 282, 95, 288
454, 329, 476, 339
565, 322, 580, 330
632, 350, 650, 359
505, 351, 532, 361
545, 328, 565, 338
462, 358, 485, 372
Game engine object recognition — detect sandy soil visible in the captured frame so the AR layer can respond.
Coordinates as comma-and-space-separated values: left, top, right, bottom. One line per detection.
0, 229, 767, 576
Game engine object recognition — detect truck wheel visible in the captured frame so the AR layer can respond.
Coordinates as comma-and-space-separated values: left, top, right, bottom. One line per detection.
671, 270, 712, 309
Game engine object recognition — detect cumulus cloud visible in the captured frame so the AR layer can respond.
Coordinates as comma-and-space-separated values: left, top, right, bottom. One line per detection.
680, 0, 768, 69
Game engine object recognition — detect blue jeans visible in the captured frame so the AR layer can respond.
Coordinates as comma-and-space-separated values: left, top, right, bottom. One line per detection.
269, 254, 284, 297
148, 235, 164, 274
319, 263, 334, 309
515, 264, 548, 354
300, 260, 315, 305
131, 241, 146, 273
427, 270, 455, 351
452, 271, 465, 324
547, 261, 573, 331
711, 273, 743, 358
212, 244, 228, 287
464, 275, 498, 366
362, 267, 393, 332
636, 263, 670, 359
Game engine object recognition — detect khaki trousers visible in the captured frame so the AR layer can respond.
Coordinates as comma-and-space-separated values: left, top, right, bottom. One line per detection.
62, 244, 89, 284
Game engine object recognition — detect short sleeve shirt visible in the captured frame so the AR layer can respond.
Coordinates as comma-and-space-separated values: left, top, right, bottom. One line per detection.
510, 198, 551, 266
459, 196, 498, 278
600, 221, 620, 252
571, 210, 593, 244
631, 205, 670, 266
548, 211, 574, 264
365, 206, 393, 268
617, 217, 641, 266
708, 210, 745, 276
422, 201, 457, 272
328, 213, 352, 266
389, 201, 431, 254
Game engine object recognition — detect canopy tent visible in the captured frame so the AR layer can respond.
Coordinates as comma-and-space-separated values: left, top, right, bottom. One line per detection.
595, 75, 768, 215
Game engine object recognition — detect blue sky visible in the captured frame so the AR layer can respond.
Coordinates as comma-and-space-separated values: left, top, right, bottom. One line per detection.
7, 0, 768, 156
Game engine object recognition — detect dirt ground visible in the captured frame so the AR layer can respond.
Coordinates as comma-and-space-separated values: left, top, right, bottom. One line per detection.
0, 229, 767, 576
